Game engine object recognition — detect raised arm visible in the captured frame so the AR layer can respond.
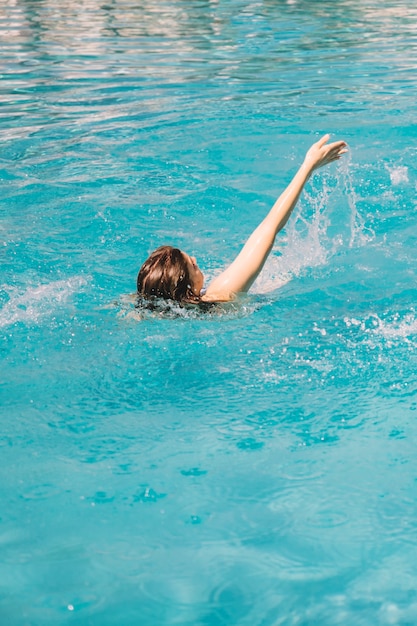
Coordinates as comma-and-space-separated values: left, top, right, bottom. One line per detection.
202, 134, 347, 302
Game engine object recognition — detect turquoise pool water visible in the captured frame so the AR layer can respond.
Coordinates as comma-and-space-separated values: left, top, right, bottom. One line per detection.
2, 0, 417, 624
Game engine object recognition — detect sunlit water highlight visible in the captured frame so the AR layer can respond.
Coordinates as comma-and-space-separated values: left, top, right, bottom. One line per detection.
2, 1, 417, 624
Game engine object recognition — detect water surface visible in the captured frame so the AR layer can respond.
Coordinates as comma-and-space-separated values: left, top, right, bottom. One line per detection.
2, 1, 417, 624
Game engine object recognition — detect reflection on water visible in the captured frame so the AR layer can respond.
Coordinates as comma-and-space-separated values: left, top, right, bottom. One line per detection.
2, 0, 417, 122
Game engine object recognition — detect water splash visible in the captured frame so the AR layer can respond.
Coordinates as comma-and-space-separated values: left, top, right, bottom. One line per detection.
257, 190, 329, 294
254, 158, 376, 294
0, 276, 89, 328
115, 292, 263, 321
344, 309, 417, 345
385, 164, 409, 186
339, 153, 375, 248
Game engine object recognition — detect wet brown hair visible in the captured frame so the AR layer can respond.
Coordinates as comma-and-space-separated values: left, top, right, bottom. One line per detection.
137, 245, 200, 303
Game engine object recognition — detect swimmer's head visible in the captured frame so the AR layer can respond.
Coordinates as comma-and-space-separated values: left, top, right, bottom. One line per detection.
137, 246, 204, 302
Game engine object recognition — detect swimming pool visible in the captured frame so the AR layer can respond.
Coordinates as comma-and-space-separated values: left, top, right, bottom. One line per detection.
2, 0, 417, 623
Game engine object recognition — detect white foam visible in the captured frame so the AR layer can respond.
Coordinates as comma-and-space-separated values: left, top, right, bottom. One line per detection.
0, 276, 89, 328
374, 313, 417, 341
344, 311, 417, 343
386, 164, 409, 185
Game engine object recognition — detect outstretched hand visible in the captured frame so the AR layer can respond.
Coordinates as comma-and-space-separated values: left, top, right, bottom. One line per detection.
304, 134, 348, 172
203, 133, 348, 301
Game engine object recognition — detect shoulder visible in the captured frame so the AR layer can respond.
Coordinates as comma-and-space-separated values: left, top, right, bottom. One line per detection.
201, 289, 235, 303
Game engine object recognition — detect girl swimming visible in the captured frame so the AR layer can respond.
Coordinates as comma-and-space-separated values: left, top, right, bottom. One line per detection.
137, 134, 347, 304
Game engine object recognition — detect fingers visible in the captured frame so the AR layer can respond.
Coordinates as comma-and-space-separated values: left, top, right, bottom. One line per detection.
316, 135, 347, 152
317, 133, 330, 147
306, 135, 348, 170
327, 140, 347, 151
327, 142, 348, 161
